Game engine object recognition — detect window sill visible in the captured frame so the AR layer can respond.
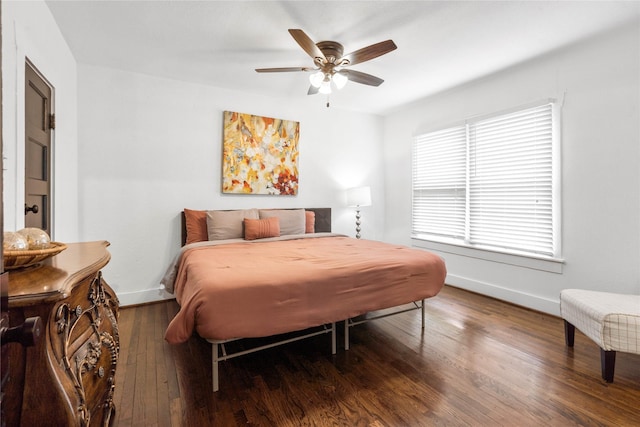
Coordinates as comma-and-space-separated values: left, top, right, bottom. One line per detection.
411, 237, 564, 274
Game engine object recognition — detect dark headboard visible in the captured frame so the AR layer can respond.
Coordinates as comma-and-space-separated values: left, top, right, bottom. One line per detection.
308, 207, 331, 233
181, 208, 332, 246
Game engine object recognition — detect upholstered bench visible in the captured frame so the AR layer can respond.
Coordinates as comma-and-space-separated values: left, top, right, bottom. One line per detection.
560, 289, 640, 382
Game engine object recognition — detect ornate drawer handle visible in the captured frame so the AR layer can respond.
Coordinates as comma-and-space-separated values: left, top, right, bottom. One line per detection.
97, 367, 105, 378
75, 305, 83, 316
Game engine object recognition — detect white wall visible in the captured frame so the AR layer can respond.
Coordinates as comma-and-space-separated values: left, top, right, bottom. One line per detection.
1, 0, 385, 307
2, 0, 79, 242
383, 22, 640, 315
6, 1, 639, 314
77, 65, 385, 305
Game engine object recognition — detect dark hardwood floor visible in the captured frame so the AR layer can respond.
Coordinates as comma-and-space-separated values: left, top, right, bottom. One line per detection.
112, 285, 640, 426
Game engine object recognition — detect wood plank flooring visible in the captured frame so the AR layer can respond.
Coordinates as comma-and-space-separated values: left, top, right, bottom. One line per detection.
112, 286, 640, 426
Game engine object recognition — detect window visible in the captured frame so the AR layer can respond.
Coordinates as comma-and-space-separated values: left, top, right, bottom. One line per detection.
412, 101, 559, 259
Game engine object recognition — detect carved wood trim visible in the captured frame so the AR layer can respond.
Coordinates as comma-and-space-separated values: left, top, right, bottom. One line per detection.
53, 272, 119, 426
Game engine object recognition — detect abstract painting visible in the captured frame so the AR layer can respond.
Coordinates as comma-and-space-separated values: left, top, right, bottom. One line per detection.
222, 111, 299, 195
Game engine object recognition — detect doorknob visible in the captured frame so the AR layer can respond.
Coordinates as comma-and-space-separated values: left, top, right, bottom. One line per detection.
24, 204, 39, 215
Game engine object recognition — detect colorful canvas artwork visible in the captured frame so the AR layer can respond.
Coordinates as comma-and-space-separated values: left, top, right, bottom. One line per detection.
222, 111, 300, 195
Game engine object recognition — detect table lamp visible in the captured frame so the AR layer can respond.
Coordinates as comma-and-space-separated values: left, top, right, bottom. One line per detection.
346, 186, 372, 239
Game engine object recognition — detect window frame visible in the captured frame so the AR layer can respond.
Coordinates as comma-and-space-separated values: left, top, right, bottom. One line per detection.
411, 100, 563, 269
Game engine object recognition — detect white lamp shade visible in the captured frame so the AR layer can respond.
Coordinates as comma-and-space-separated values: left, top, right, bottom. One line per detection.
332, 72, 348, 90
319, 80, 332, 94
346, 186, 372, 207
309, 71, 324, 88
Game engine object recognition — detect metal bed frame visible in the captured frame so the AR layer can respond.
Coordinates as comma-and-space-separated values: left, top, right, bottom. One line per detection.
208, 323, 336, 392
207, 299, 426, 392
344, 299, 425, 350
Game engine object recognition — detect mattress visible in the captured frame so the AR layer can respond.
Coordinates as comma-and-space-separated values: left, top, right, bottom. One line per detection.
162, 234, 446, 344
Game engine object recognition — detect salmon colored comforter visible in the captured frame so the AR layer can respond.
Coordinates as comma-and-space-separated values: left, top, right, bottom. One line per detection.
163, 234, 446, 344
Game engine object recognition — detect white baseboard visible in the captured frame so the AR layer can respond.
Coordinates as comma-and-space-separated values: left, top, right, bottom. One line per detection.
445, 274, 560, 317
116, 286, 174, 307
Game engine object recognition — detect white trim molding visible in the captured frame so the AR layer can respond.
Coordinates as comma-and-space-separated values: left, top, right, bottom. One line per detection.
116, 286, 175, 307
445, 274, 560, 317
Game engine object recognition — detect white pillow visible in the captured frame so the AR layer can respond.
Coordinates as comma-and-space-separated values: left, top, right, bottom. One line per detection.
258, 209, 306, 236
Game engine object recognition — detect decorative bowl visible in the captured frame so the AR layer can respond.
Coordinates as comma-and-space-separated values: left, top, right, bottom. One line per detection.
3, 242, 68, 270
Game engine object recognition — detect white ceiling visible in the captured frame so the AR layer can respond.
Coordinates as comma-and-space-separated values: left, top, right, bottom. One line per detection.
44, 0, 639, 115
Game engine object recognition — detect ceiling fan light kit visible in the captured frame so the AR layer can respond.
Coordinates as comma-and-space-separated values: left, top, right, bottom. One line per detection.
256, 29, 396, 105
309, 70, 348, 94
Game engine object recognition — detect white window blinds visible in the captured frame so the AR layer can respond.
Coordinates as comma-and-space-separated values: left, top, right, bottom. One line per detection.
412, 102, 557, 258
412, 127, 467, 239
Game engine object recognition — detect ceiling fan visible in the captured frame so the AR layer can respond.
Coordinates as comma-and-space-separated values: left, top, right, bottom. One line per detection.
256, 29, 397, 100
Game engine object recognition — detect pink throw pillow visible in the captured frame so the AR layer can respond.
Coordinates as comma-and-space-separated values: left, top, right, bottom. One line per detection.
184, 209, 208, 244
305, 211, 315, 233
244, 217, 280, 240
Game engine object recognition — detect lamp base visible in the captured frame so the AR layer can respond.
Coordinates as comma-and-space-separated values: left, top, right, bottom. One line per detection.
355, 210, 362, 239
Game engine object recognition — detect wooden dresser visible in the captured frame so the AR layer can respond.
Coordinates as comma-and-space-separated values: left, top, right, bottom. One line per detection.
4, 241, 119, 426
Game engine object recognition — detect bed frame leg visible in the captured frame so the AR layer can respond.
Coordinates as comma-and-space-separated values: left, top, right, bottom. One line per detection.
331, 322, 336, 354
421, 299, 425, 329
212, 343, 219, 392
344, 320, 350, 350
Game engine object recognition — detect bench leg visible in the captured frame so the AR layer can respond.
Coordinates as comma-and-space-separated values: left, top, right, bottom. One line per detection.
564, 320, 575, 347
600, 348, 616, 383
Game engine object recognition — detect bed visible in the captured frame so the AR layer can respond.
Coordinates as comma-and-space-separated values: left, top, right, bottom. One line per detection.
161, 208, 446, 391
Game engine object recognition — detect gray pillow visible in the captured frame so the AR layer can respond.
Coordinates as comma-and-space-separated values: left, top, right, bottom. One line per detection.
258, 209, 305, 236
206, 209, 259, 240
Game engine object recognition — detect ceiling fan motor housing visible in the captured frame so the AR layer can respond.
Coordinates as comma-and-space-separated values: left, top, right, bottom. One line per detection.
315, 41, 346, 65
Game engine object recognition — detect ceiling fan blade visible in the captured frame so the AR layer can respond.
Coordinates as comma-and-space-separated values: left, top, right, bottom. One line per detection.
339, 40, 397, 66
288, 29, 326, 63
342, 69, 384, 86
307, 85, 319, 95
255, 67, 314, 73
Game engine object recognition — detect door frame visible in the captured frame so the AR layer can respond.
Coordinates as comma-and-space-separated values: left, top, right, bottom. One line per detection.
21, 58, 55, 238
